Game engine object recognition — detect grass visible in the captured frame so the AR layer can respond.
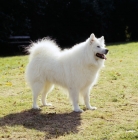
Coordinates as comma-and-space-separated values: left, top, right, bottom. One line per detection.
0, 42, 138, 140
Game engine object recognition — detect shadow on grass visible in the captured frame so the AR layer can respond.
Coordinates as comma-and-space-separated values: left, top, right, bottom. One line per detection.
0, 109, 81, 139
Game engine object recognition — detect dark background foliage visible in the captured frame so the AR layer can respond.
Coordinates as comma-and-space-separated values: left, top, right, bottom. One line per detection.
1, 0, 138, 50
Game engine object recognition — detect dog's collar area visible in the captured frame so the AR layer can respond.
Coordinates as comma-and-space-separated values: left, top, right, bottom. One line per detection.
96, 53, 107, 60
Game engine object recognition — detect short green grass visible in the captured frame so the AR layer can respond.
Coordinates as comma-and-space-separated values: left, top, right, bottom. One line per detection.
0, 42, 138, 140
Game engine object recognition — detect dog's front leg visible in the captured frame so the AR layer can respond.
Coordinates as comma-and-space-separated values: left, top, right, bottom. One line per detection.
69, 89, 83, 112
82, 88, 97, 110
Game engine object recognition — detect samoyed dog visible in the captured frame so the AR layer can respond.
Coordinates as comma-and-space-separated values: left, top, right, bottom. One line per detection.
25, 33, 108, 112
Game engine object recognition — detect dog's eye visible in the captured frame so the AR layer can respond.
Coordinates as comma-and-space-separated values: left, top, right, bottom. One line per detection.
97, 46, 100, 48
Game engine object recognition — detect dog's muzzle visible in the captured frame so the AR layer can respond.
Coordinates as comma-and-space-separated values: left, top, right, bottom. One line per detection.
96, 49, 109, 60
105, 49, 109, 55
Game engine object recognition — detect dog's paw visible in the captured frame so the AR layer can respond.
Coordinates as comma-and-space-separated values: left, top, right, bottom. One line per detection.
43, 103, 52, 106
87, 106, 97, 110
74, 108, 84, 113
32, 106, 41, 110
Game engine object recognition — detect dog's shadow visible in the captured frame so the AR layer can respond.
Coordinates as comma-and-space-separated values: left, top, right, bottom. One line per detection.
0, 109, 81, 139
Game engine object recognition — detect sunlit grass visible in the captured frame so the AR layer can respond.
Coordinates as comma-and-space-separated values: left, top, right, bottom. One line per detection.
0, 42, 138, 139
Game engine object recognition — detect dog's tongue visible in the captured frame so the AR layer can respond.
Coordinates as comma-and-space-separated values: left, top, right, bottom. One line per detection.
96, 53, 107, 60
103, 54, 107, 60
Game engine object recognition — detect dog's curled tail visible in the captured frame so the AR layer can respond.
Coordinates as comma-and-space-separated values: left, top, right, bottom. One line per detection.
26, 38, 61, 62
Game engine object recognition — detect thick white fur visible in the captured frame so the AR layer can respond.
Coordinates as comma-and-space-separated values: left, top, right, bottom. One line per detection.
25, 33, 107, 112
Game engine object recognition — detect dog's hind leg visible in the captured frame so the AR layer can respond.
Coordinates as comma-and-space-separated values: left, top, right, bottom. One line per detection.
41, 83, 54, 106
31, 82, 44, 109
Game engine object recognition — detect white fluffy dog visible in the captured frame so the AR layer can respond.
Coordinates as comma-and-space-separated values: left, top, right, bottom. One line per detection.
25, 33, 108, 112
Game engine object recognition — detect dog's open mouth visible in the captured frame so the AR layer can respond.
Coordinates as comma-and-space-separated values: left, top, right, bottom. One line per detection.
96, 53, 107, 60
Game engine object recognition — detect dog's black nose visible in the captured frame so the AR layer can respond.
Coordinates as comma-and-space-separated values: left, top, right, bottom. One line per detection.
105, 49, 109, 54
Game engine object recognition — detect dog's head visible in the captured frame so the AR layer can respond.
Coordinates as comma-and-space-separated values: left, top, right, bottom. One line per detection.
89, 33, 109, 60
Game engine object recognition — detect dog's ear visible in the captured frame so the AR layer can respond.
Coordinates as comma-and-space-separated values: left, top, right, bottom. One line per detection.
90, 33, 95, 43
99, 36, 105, 44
